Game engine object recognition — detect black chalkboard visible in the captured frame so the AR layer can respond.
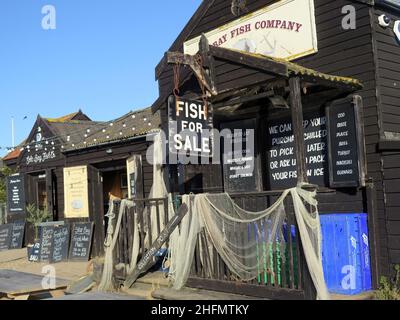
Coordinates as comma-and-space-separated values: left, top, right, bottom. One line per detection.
28, 242, 41, 262
39, 225, 54, 262
69, 222, 94, 261
7, 174, 26, 216
0, 224, 12, 252
326, 96, 365, 188
266, 110, 329, 189
10, 221, 25, 249
51, 225, 70, 263
221, 119, 260, 193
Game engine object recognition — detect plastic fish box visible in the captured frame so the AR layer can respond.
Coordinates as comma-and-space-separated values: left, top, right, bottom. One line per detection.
320, 213, 372, 295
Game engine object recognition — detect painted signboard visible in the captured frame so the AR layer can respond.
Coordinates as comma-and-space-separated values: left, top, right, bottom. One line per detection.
168, 96, 213, 158
25, 126, 57, 166
64, 166, 90, 218
221, 119, 260, 193
6, 173, 26, 216
184, 0, 318, 61
326, 96, 366, 188
266, 110, 329, 189
266, 96, 365, 190
69, 222, 94, 261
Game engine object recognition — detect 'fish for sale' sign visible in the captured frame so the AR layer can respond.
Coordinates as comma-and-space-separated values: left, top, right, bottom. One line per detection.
168, 96, 213, 157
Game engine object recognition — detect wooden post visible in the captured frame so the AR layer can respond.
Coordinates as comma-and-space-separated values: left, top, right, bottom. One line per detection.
289, 77, 308, 185
366, 180, 381, 289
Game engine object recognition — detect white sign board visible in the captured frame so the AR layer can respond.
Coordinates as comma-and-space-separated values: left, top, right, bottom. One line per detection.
64, 166, 90, 218
184, 0, 318, 61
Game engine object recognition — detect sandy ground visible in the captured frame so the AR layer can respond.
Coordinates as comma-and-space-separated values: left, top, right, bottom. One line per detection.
0, 249, 90, 282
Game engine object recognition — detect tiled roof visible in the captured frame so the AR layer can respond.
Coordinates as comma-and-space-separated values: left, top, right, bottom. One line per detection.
66, 107, 161, 151
3, 148, 22, 161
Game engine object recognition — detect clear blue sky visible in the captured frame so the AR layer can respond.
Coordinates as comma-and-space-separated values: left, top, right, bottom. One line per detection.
0, 0, 202, 156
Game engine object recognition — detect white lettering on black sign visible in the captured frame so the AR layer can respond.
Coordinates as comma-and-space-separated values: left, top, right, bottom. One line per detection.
51, 226, 70, 263
26, 151, 56, 165
39, 226, 54, 262
327, 98, 362, 187
168, 96, 213, 157
221, 119, 258, 193
69, 222, 93, 261
10, 222, 25, 249
0, 225, 12, 252
7, 174, 26, 215
266, 112, 329, 189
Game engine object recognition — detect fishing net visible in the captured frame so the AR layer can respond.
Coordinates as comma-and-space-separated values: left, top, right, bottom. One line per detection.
99, 132, 174, 292
168, 188, 330, 300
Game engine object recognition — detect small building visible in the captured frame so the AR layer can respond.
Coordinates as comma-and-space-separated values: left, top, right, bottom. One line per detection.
3, 107, 160, 256
3, 110, 100, 243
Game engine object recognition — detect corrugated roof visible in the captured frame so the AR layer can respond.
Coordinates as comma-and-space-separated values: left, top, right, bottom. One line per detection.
45, 110, 91, 123
48, 120, 105, 146
67, 107, 161, 151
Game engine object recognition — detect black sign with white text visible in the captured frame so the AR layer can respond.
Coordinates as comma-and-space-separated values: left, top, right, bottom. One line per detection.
0, 224, 12, 252
266, 111, 329, 189
327, 96, 364, 188
6, 173, 26, 216
39, 225, 54, 262
10, 221, 25, 249
221, 119, 259, 193
51, 225, 70, 263
168, 96, 213, 157
69, 222, 93, 261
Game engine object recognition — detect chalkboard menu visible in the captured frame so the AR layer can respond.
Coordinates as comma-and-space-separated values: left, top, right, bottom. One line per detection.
221, 119, 260, 193
6, 173, 26, 215
0, 224, 12, 252
51, 225, 70, 263
69, 222, 94, 261
10, 221, 25, 249
38, 225, 55, 262
326, 96, 365, 188
266, 110, 329, 189
28, 242, 41, 262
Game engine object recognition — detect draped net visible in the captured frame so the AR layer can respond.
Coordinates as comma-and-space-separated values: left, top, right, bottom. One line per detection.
169, 188, 330, 300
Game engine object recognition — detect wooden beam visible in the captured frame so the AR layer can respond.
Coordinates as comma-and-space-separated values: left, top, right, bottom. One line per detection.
209, 46, 289, 77
123, 203, 189, 289
166, 51, 218, 96
366, 180, 381, 289
289, 77, 308, 185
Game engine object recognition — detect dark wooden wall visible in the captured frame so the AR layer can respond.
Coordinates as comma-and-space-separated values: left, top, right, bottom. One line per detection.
372, 7, 400, 136
372, 6, 400, 275
65, 139, 154, 199
154, 0, 395, 280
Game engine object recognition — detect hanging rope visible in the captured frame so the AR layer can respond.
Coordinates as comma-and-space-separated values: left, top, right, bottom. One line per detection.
195, 53, 209, 119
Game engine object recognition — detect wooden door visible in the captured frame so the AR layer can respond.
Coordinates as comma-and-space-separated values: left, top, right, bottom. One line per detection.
87, 165, 105, 257
45, 169, 55, 221
126, 155, 144, 199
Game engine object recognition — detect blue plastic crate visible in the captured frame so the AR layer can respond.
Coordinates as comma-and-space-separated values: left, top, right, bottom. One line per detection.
320, 213, 372, 295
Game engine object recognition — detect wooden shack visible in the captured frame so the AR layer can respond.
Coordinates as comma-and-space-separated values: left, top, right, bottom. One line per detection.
3, 108, 160, 257
150, 0, 400, 296
3, 110, 98, 244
